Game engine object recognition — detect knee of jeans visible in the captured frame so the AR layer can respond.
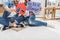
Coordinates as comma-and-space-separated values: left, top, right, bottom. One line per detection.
9, 18, 15, 23
3, 11, 10, 18
3, 22, 9, 27
16, 16, 25, 22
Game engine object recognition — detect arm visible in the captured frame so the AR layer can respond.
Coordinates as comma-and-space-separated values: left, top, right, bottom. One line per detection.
3, 6, 12, 12
3, 2, 16, 13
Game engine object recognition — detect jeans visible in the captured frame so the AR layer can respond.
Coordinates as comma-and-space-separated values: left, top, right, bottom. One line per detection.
0, 17, 9, 27
3, 11, 25, 26
2, 11, 18, 26
16, 15, 25, 23
3, 11, 17, 22
28, 14, 47, 26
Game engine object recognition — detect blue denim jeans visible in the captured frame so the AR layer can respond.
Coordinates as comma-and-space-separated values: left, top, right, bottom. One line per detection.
3, 11, 25, 25
16, 15, 25, 23
0, 17, 9, 27
26, 14, 47, 26
2, 11, 18, 26
3, 11, 17, 22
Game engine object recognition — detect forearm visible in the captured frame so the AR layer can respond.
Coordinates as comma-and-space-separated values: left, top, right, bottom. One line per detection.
3, 6, 12, 13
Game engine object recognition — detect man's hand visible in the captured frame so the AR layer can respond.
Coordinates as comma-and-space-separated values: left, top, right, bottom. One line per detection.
8, 12, 17, 17
11, 8, 16, 12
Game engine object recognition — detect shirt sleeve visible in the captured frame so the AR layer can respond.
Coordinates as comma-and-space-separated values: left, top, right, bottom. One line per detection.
3, 2, 9, 7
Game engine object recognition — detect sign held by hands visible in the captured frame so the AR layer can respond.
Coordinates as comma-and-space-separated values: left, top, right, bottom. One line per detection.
27, 2, 41, 12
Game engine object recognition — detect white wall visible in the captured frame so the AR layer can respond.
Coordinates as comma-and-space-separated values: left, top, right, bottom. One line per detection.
56, 10, 60, 18
55, 0, 60, 18
0, 0, 3, 4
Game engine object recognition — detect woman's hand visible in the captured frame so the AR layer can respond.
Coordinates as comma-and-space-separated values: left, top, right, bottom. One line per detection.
23, 13, 26, 17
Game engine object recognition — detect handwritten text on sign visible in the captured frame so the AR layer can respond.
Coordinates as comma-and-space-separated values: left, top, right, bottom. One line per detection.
27, 2, 41, 12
